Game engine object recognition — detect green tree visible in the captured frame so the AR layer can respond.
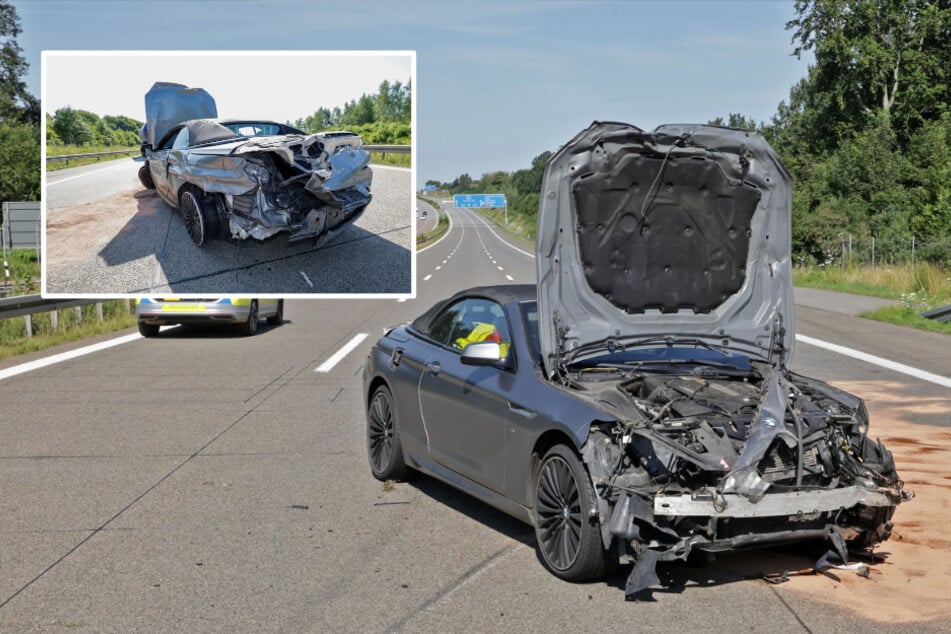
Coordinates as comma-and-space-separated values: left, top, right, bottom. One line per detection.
0, 120, 39, 200
0, 1, 37, 124
787, 0, 950, 144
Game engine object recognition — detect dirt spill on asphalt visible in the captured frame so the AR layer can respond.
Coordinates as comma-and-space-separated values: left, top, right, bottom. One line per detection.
777, 380, 951, 622
46, 189, 167, 271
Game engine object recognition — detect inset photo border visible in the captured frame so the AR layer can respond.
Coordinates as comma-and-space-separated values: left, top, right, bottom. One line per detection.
41, 50, 416, 298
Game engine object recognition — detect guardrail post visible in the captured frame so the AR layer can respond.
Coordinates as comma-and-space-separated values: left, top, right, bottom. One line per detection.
51, 310, 58, 332
23, 313, 32, 338
75, 306, 82, 323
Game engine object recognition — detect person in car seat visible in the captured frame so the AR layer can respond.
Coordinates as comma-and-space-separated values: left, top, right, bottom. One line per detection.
456, 322, 510, 357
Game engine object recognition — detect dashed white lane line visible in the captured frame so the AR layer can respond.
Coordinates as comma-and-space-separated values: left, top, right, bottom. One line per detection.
435, 266, 441, 270
505, 274, 514, 281
0, 332, 144, 381
423, 274, 433, 281
796, 334, 951, 388
315, 333, 368, 373
397, 298, 408, 303
497, 266, 504, 271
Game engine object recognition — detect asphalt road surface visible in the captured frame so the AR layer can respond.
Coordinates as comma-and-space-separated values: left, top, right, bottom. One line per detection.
44, 160, 412, 295
2, 202, 949, 631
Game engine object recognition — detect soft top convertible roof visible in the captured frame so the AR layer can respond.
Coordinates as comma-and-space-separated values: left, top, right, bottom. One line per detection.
412, 284, 535, 333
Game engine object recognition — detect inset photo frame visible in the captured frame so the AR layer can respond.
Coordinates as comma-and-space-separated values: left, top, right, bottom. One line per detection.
42, 50, 416, 298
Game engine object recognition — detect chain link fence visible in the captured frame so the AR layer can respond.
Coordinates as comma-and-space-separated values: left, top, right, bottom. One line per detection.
801, 234, 951, 268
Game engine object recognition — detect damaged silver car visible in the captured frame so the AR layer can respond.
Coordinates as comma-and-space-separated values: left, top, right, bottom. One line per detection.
362, 122, 909, 600
136, 82, 372, 246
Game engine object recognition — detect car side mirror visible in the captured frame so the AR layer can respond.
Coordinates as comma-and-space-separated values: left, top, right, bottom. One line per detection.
461, 341, 510, 368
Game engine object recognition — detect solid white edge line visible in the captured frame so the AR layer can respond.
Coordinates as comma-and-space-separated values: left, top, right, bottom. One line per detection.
46, 161, 131, 187
795, 334, 951, 388
315, 333, 368, 373
468, 208, 534, 258
417, 204, 454, 253
368, 164, 412, 171
0, 332, 143, 381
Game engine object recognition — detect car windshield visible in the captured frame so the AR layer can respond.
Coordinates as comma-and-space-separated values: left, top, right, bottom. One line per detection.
222, 122, 284, 137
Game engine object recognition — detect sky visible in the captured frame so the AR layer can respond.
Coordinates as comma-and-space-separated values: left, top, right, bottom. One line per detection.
17, 0, 812, 184
44, 52, 412, 124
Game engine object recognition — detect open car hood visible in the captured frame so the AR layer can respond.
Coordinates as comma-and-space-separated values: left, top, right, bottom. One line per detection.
144, 82, 217, 149
536, 122, 794, 378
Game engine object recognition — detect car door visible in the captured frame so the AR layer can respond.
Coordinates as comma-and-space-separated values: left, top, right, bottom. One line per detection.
417, 297, 516, 494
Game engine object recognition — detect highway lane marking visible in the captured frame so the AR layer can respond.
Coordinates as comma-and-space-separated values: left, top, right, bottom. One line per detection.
796, 334, 951, 388
423, 274, 433, 281
505, 274, 514, 281
368, 164, 411, 172
497, 266, 503, 271
418, 205, 458, 254
0, 332, 143, 381
45, 162, 130, 186
435, 266, 441, 270
397, 298, 408, 303
315, 333, 368, 373
466, 208, 534, 258
299, 271, 315, 288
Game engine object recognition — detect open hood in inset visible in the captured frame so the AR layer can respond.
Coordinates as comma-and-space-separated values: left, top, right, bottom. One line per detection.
536, 122, 794, 378
144, 82, 217, 149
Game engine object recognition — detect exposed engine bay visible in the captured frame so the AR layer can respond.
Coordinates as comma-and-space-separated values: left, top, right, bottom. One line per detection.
187, 131, 372, 243
571, 359, 910, 599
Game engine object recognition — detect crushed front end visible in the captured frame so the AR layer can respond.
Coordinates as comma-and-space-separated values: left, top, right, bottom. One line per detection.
576, 363, 910, 599
186, 131, 372, 244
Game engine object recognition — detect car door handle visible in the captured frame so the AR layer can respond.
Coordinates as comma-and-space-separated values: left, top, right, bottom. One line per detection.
390, 348, 404, 367
508, 402, 537, 419
426, 361, 441, 376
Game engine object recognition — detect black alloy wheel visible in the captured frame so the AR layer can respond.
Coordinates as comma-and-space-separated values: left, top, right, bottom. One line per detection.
180, 189, 207, 246
367, 385, 409, 480
534, 445, 609, 581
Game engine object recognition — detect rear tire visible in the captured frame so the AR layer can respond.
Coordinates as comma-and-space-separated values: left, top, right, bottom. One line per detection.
267, 300, 284, 326
237, 300, 259, 336
138, 322, 159, 337
138, 164, 155, 189
533, 444, 610, 582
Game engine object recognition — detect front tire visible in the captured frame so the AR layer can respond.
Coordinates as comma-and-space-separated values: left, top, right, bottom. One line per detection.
366, 385, 410, 481
179, 188, 220, 246
534, 444, 609, 581
237, 300, 259, 336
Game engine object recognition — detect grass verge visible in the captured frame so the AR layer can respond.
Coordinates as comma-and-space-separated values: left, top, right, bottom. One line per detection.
860, 306, 951, 335
370, 152, 410, 168
2, 249, 41, 296
0, 301, 137, 362
795, 263, 951, 335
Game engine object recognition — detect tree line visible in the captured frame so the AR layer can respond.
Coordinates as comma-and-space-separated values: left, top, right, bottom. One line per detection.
432, 1, 950, 264
0, 0, 39, 202
46, 108, 143, 148
290, 79, 412, 147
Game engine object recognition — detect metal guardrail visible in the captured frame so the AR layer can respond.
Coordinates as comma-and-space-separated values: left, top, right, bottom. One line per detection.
0, 294, 93, 320
46, 150, 139, 164
363, 144, 411, 156
922, 304, 951, 323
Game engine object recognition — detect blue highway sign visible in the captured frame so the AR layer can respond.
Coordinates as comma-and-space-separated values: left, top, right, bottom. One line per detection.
453, 194, 506, 208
